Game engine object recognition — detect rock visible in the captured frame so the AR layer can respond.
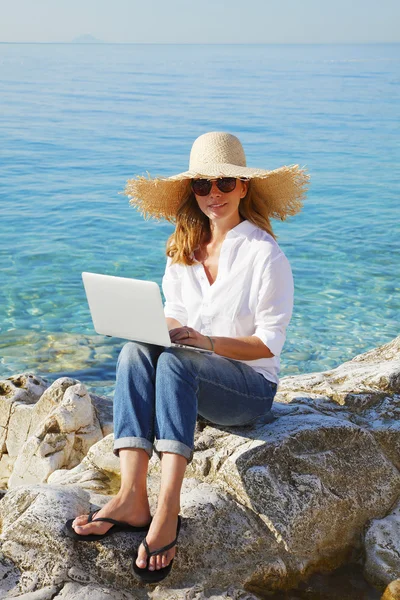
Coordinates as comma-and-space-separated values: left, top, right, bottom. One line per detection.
0, 374, 49, 488
364, 500, 400, 589
382, 580, 400, 600
218, 416, 399, 562
0, 335, 399, 598
54, 583, 138, 599
48, 434, 121, 496
88, 394, 113, 438
185, 409, 400, 594
0, 481, 275, 595
0, 485, 90, 596
4, 586, 60, 599
0, 551, 21, 597
0, 377, 105, 488
148, 585, 258, 599
1, 414, 399, 594
2, 582, 139, 599
276, 336, 400, 474
278, 335, 400, 405
0, 374, 48, 409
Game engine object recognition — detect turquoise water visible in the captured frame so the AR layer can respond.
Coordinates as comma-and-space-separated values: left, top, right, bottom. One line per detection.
1, 43, 399, 396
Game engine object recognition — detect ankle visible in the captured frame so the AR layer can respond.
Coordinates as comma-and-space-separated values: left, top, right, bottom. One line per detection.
117, 487, 148, 504
156, 499, 180, 516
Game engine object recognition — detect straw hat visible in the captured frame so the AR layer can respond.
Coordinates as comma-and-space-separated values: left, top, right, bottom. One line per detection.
124, 132, 309, 221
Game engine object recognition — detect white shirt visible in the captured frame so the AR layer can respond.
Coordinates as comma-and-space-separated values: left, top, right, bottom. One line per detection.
162, 220, 294, 385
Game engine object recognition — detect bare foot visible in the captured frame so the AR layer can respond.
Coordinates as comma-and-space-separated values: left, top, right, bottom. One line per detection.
72, 491, 151, 537
136, 508, 179, 571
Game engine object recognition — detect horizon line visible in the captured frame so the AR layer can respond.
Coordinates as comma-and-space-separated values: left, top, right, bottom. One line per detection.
1, 41, 400, 45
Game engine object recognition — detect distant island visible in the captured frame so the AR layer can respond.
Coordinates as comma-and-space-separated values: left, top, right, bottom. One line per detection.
72, 34, 103, 43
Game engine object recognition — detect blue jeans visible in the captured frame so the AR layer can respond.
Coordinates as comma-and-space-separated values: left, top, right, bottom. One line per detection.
113, 342, 278, 463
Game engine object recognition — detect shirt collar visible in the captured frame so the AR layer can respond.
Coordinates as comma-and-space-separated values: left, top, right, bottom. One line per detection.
225, 219, 258, 239
190, 220, 257, 261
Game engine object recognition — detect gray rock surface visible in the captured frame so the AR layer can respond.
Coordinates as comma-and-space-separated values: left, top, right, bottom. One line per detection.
0, 552, 21, 597
0, 336, 399, 598
364, 499, 400, 590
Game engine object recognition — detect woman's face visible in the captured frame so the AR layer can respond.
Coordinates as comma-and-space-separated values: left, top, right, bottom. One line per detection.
193, 178, 248, 223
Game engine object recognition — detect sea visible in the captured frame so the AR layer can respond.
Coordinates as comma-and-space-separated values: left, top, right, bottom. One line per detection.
0, 43, 399, 397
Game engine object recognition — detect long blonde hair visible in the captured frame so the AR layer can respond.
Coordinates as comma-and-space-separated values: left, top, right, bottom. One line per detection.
166, 180, 277, 266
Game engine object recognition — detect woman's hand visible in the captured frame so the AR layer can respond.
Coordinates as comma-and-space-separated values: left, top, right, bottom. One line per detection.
168, 326, 274, 359
169, 327, 213, 351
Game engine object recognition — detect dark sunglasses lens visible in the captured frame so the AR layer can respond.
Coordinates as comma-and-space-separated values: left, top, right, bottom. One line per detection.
217, 177, 237, 193
191, 179, 211, 196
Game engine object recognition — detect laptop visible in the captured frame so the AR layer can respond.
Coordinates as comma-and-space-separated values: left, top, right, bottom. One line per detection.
81, 272, 213, 354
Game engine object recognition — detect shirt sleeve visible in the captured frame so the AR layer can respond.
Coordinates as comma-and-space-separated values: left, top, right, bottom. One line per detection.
161, 257, 188, 326
252, 253, 294, 357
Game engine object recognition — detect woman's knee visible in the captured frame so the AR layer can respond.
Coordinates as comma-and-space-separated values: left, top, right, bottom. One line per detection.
117, 341, 154, 368
156, 348, 201, 379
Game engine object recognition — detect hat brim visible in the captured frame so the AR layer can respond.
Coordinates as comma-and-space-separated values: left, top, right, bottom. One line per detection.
124, 163, 310, 222
170, 163, 272, 180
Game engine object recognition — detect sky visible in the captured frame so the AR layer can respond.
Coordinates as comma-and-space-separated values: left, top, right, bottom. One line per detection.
0, 0, 399, 44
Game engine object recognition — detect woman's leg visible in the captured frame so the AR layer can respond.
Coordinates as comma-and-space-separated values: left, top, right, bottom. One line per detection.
113, 341, 164, 457
153, 347, 276, 453
136, 452, 187, 571
195, 354, 277, 426
74, 346, 275, 550
135, 348, 197, 571
135, 347, 276, 572
72, 447, 151, 535
72, 341, 162, 535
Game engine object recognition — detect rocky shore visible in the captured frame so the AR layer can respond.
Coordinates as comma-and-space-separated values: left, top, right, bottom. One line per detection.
0, 336, 399, 599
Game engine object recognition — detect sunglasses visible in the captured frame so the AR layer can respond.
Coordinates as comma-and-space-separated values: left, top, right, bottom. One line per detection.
191, 177, 237, 197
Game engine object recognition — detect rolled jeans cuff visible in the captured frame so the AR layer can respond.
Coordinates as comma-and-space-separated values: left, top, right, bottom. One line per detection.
113, 436, 153, 459
154, 439, 193, 463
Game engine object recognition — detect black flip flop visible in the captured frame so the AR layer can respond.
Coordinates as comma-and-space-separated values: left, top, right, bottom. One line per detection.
64, 511, 152, 542
132, 515, 182, 584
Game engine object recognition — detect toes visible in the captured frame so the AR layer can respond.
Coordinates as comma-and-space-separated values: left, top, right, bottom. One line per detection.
72, 514, 90, 527
72, 511, 100, 529
73, 520, 103, 534
135, 532, 177, 572
136, 543, 148, 570
135, 545, 169, 571
149, 556, 156, 571
73, 522, 91, 533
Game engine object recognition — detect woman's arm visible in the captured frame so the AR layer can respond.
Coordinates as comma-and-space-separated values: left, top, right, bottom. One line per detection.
166, 317, 183, 331
169, 327, 273, 359
210, 335, 274, 360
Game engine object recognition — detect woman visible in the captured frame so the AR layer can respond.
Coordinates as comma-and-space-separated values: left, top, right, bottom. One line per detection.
65, 132, 309, 584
